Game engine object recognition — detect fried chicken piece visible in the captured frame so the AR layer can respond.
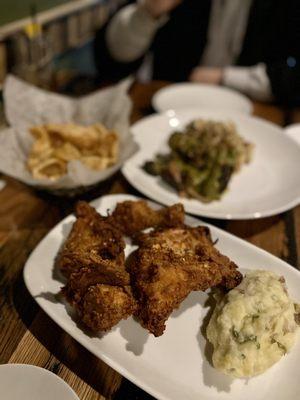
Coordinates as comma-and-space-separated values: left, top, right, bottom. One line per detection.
81, 284, 136, 332
108, 200, 184, 236
63, 264, 136, 332
57, 201, 125, 278
63, 259, 130, 306
59, 201, 136, 332
129, 226, 242, 336
135, 226, 241, 290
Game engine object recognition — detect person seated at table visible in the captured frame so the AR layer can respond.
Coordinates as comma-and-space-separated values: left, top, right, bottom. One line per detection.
94, 0, 300, 105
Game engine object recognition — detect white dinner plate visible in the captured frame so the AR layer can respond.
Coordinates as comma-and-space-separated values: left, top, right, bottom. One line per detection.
24, 194, 300, 400
284, 124, 300, 146
122, 108, 300, 219
0, 364, 79, 400
152, 83, 253, 114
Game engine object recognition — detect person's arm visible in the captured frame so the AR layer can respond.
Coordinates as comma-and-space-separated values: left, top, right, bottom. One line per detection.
106, 2, 168, 63
94, 0, 181, 82
189, 62, 300, 105
189, 64, 273, 102
190, 0, 300, 105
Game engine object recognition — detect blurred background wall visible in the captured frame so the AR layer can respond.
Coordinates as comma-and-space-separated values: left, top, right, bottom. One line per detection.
0, 0, 124, 93
0, 0, 71, 25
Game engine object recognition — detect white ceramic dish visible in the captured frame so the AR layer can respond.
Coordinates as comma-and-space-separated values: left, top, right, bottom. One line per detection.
122, 108, 300, 219
152, 83, 253, 114
284, 124, 300, 146
24, 194, 300, 400
0, 364, 79, 400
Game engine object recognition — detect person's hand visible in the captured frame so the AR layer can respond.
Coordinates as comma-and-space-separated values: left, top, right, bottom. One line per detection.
189, 67, 223, 85
143, 0, 182, 19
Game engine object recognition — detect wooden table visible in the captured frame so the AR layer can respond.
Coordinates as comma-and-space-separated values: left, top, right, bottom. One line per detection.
0, 81, 299, 400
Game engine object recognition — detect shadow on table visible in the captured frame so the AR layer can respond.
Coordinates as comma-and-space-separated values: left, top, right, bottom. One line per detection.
114, 378, 155, 400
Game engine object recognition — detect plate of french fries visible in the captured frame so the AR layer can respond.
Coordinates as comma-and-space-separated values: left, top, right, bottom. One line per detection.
0, 75, 137, 194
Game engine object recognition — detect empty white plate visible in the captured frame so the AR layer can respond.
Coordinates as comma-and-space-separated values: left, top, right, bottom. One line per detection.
0, 364, 79, 400
284, 124, 300, 146
122, 108, 300, 219
23, 194, 300, 400
152, 83, 253, 114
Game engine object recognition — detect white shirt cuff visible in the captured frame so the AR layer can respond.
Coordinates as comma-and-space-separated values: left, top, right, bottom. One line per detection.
223, 63, 274, 102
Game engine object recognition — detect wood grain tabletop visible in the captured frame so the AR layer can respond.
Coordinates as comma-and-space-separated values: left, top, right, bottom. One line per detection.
0, 81, 299, 400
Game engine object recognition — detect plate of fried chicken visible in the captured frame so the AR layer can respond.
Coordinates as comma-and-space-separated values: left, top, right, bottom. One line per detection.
24, 195, 300, 400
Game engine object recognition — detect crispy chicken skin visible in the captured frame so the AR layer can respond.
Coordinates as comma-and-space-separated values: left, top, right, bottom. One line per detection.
58, 201, 125, 278
63, 264, 136, 332
62, 261, 130, 306
108, 200, 185, 236
59, 201, 136, 332
129, 226, 242, 336
64, 275, 136, 332
81, 284, 136, 332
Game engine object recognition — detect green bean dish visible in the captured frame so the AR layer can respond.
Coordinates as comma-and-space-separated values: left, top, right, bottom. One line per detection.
143, 119, 254, 203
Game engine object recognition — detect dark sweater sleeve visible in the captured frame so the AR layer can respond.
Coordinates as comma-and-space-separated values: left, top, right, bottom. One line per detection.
267, 59, 300, 107
266, 1, 300, 106
93, 4, 144, 82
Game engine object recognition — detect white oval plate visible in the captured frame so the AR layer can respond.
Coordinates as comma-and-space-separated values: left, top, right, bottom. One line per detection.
24, 194, 300, 400
122, 109, 300, 219
152, 83, 253, 114
0, 364, 79, 400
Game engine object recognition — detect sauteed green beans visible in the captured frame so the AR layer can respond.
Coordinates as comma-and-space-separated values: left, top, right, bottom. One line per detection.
143, 119, 253, 203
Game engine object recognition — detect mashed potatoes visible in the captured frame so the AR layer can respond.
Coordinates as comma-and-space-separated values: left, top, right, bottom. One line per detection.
207, 270, 300, 378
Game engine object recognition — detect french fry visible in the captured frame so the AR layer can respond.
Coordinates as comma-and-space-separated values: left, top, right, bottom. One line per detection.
27, 123, 119, 180
30, 158, 67, 180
